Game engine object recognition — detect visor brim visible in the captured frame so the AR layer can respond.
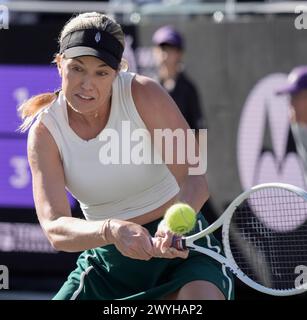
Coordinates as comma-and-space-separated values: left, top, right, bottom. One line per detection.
63, 46, 120, 70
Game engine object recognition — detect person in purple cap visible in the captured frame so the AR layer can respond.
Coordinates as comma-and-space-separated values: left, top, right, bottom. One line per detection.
152, 25, 207, 138
276, 66, 307, 184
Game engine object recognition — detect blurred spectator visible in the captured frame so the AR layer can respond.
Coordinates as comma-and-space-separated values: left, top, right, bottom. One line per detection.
152, 25, 215, 222
276, 66, 307, 185
152, 25, 207, 135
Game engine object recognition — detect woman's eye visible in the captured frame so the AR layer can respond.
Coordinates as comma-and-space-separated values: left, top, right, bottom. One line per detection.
72, 66, 83, 72
97, 71, 108, 76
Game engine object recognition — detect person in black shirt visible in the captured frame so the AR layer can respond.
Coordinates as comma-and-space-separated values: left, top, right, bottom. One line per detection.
152, 25, 206, 133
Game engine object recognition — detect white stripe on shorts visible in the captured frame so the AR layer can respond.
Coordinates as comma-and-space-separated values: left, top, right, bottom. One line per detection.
198, 220, 233, 300
70, 253, 97, 300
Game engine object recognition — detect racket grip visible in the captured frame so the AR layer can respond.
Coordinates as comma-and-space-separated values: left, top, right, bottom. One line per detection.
171, 236, 187, 250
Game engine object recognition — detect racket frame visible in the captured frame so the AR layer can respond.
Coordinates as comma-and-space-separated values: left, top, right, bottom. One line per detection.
178, 183, 307, 296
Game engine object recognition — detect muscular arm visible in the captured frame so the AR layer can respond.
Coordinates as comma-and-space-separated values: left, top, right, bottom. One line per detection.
27, 121, 113, 252
132, 75, 209, 216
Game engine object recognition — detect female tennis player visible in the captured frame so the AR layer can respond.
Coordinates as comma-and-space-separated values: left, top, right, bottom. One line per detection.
19, 12, 234, 300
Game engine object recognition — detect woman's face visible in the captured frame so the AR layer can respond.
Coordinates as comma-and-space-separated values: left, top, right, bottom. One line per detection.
58, 55, 117, 116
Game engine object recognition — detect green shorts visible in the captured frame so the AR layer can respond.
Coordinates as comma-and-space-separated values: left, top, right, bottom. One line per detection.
53, 213, 234, 300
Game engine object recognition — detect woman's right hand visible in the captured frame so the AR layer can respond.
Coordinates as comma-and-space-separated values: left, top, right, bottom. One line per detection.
107, 219, 154, 260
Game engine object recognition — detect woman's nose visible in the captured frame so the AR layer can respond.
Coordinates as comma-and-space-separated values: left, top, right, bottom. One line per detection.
81, 76, 94, 91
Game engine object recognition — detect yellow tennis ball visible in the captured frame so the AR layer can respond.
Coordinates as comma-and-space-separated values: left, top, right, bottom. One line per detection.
164, 203, 197, 235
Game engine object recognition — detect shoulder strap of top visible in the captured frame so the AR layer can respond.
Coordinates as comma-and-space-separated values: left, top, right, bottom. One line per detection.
37, 92, 67, 160
116, 72, 147, 129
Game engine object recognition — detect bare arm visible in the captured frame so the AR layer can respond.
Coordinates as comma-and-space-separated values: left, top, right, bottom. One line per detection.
27, 121, 116, 252
132, 74, 209, 215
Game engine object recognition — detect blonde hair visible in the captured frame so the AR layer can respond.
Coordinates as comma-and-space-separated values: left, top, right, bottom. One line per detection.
19, 12, 125, 132
59, 12, 125, 50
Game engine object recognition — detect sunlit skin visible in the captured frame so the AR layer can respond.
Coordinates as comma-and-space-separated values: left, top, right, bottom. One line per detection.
290, 89, 307, 125
56, 54, 118, 126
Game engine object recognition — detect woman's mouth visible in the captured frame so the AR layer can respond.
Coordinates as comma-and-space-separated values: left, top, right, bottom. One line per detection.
76, 94, 95, 101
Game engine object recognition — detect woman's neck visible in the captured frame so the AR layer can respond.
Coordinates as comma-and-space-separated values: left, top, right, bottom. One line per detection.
67, 96, 112, 128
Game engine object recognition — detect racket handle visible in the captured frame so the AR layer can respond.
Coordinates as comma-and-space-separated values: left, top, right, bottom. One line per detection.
150, 236, 187, 250
171, 236, 187, 250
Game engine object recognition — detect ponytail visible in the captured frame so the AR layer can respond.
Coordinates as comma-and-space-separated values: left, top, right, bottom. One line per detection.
18, 91, 59, 132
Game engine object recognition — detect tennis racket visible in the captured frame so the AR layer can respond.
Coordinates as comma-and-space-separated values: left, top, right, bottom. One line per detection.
172, 183, 307, 296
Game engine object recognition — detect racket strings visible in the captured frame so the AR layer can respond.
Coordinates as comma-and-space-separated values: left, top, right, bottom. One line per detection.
228, 187, 307, 290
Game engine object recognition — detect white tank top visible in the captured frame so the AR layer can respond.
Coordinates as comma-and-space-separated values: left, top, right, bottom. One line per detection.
38, 72, 179, 221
